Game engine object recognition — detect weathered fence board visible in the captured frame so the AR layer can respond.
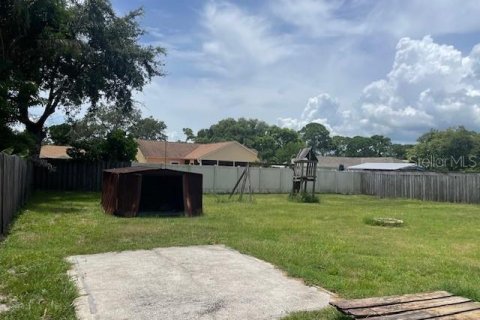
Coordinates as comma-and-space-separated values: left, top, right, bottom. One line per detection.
0, 153, 32, 236
360, 171, 480, 203
33, 160, 130, 192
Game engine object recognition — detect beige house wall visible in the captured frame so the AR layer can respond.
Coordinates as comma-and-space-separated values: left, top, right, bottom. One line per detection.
144, 157, 186, 164
135, 148, 147, 163
199, 143, 258, 162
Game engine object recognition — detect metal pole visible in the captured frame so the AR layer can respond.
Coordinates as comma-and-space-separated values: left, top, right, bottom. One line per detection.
164, 138, 167, 169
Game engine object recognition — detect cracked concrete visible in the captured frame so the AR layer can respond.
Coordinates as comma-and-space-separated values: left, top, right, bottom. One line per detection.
67, 245, 330, 320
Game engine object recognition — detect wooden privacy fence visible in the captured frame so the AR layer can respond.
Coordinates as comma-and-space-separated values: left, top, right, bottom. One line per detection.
361, 171, 480, 203
34, 160, 130, 192
0, 153, 32, 236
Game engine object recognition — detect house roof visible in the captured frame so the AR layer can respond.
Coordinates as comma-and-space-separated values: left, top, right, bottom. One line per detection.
183, 142, 232, 160
347, 162, 422, 171
136, 140, 257, 161
136, 140, 198, 159
104, 166, 201, 176
317, 156, 405, 169
40, 145, 71, 159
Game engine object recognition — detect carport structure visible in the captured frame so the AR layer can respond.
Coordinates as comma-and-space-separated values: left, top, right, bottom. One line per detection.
101, 167, 202, 217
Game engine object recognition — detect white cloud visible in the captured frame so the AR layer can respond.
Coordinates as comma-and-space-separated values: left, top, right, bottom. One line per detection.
281, 36, 480, 142
356, 36, 480, 140
270, 0, 367, 37
271, 0, 480, 39
131, 1, 480, 143
278, 93, 344, 134
371, 0, 480, 37
199, 1, 292, 76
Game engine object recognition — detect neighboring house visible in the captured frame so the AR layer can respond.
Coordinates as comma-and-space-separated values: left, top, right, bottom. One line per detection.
317, 156, 405, 170
40, 145, 72, 159
347, 162, 423, 171
136, 139, 259, 166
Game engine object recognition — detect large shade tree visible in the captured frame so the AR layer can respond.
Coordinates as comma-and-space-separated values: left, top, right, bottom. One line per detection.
299, 122, 332, 156
47, 105, 166, 160
0, 0, 165, 157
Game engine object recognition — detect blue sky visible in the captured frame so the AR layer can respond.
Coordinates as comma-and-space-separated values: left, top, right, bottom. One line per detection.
106, 0, 480, 143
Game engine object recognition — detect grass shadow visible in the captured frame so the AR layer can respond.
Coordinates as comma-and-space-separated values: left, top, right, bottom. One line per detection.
283, 307, 351, 320
135, 211, 189, 218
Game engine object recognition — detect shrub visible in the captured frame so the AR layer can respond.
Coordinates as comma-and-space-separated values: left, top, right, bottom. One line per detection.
288, 192, 319, 203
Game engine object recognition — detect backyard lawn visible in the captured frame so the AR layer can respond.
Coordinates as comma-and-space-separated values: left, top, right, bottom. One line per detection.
0, 192, 479, 320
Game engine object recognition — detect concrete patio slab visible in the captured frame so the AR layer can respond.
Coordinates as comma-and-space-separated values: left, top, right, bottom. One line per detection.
67, 245, 330, 320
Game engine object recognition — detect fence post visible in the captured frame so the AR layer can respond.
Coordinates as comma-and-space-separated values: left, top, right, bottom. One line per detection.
213, 166, 217, 193
0, 154, 4, 235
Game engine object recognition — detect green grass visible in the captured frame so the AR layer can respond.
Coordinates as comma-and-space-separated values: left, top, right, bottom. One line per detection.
1, 192, 480, 319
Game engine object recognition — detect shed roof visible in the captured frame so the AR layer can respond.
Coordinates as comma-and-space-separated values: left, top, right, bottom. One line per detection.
318, 156, 405, 169
40, 145, 72, 159
347, 162, 422, 171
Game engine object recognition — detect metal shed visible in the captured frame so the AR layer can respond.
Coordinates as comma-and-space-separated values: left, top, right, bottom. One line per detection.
347, 162, 423, 171
101, 167, 202, 217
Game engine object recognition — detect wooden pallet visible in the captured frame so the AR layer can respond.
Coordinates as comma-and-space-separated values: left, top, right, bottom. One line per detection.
330, 291, 480, 319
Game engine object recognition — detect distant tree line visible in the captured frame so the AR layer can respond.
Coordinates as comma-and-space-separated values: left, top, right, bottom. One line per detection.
4, 111, 480, 171
183, 119, 412, 164
183, 120, 480, 172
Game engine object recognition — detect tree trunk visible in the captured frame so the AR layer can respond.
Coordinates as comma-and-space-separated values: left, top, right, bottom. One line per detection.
25, 122, 46, 159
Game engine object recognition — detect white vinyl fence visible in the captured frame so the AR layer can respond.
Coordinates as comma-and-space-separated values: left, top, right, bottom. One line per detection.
133, 163, 361, 194
132, 163, 480, 204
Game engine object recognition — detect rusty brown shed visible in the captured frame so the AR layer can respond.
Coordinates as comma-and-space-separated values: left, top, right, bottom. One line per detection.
101, 167, 202, 217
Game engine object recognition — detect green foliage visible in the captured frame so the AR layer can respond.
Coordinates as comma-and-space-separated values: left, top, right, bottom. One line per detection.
0, 125, 35, 156
345, 136, 376, 157
48, 105, 166, 160
299, 123, 332, 155
101, 129, 137, 161
48, 123, 73, 145
193, 118, 303, 164
62, 105, 167, 141
284, 308, 350, 320
195, 118, 270, 146
407, 126, 480, 171
331, 136, 351, 156
390, 143, 413, 159
370, 135, 392, 156
288, 192, 320, 203
129, 116, 167, 140
67, 129, 137, 161
0, 0, 165, 156
183, 128, 195, 142
331, 135, 394, 157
